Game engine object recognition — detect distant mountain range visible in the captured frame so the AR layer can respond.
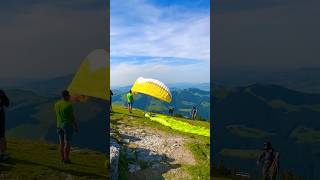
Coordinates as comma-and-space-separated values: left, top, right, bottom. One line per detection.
2, 76, 210, 152
213, 83, 320, 179
111, 82, 210, 92
111, 87, 210, 120
3, 89, 107, 152
214, 67, 320, 94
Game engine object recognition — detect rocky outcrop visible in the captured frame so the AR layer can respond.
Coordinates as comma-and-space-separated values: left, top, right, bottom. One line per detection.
110, 138, 120, 180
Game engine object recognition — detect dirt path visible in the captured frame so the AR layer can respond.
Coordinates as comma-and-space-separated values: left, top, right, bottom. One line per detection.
117, 119, 196, 180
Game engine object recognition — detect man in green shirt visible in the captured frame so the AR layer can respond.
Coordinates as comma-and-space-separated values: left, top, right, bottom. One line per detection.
54, 90, 79, 164
127, 90, 134, 113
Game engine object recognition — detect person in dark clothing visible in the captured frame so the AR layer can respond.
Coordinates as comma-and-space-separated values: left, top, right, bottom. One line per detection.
257, 142, 279, 180
191, 106, 197, 120
110, 90, 113, 112
0, 90, 10, 161
168, 107, 174, 116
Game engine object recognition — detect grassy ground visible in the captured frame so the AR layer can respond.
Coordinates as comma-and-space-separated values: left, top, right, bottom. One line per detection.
290, 126, 320, 143
226, 125, 275, 139
111, 104, 210, 180
0, 138, 108, 180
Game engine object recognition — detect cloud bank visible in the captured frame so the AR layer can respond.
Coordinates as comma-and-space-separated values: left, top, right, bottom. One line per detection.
111, 0, 210, 87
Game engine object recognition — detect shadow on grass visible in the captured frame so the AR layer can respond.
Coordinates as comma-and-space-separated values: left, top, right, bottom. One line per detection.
1, 158, 107, 179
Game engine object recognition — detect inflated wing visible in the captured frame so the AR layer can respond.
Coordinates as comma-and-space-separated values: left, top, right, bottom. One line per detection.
131, 77, 172, 103
68, 49, 109, 101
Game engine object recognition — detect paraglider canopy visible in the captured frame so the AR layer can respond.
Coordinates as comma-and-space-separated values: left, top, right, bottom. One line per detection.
68, 49, 109, 101
131, 77, 172, 103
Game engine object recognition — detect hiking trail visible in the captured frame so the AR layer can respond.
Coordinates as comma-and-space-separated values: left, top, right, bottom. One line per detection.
110, 105, 210, 180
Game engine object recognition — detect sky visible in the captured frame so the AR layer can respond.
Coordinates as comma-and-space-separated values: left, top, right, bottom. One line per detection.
213, 0, 320, 77
110, 0, 210, 87
0, 0, 107, 81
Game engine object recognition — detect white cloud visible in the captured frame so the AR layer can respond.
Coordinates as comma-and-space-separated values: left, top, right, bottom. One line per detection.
111, 60, 210, 87
111, 0, 210, 86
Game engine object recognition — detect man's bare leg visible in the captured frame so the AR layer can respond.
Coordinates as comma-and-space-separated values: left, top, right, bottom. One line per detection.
0, 138, 6, 153
64, 142, 71, 162
60, 142, 65, 161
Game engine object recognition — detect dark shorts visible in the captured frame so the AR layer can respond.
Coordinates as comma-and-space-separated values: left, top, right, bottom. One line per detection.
0, 111, 5, 138
128, 102, 133, 106
57, 123, 74, 144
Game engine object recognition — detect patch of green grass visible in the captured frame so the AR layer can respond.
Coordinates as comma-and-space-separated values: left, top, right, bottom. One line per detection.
184, 141, 210, 180
308, 104, 320, 112
111, 105, 209, 138
118, 149, 128, 180
268, 100, 299, 112
201, 101, 210, 108
227, 125, 275, 139
178, 108, 191, 113
111, 104, 210, 179
290, 126, 320, 144
181, 101, 194, 106
0, 138, 108, 180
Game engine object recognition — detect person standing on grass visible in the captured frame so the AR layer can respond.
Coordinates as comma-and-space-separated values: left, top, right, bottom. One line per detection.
54, 90, 79, 164
169, 107, 174, 116
0, 90, 10, 161
257, 142, 279, 180
110, 90, 113, 112
191, 106, 197, 120
127, 90, 134, 113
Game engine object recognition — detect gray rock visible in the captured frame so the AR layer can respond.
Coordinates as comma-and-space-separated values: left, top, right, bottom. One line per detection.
136, 150, 163, 162
128, 163, 141, 173
122, 139, 130, 143
126, 149, 136, 160
110, 138, 120, 180
151, 163, 161, 169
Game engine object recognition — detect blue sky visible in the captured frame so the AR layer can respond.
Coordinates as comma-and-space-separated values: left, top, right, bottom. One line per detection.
111, 0, 210, 87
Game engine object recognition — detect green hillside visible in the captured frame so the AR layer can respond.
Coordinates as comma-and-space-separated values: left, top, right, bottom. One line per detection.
112, 88, 210, 120
5, 89, 107, 152
110, 104, 210, 180
213, 84, 320, 179
0, 138, 108, 179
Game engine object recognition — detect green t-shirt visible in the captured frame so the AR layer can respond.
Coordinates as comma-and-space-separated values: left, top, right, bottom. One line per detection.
54, 99, 74, 128
127, 93, 133, 103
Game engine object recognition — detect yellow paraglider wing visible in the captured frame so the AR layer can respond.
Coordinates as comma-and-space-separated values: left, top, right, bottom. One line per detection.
131, 77, 172, 103
68, 49, 109, 101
